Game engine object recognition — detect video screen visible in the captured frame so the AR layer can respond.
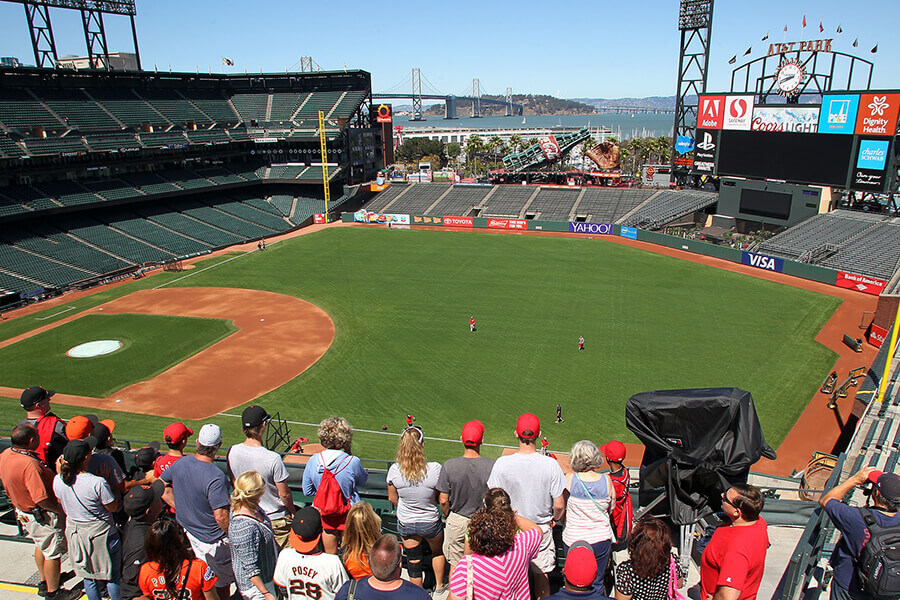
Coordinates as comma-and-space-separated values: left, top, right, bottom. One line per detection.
739, 188, 793, 220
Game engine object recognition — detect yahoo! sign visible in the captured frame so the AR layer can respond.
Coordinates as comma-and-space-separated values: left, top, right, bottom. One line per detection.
569, 222, 612, 235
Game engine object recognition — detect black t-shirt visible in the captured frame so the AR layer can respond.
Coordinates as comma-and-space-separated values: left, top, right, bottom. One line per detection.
121, 517, 153, 599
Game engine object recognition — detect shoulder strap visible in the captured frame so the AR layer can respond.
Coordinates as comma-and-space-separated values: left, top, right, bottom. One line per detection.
67, 477, 109, 522
575, 474, 608, 515
860, 507, 878, 528
323, 452, 353, 475
180, 560, 193, 596
226, 446, 234, 481
347, 578, 359, 600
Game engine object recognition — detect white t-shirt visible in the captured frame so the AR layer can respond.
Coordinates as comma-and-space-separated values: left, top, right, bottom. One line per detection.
387, 461, 442, 524
274, 549, 349, 600
487, 452, 566, 524
227, 443, 290, 519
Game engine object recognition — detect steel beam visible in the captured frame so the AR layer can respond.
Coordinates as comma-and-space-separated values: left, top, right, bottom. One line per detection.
23, 1, 58, 68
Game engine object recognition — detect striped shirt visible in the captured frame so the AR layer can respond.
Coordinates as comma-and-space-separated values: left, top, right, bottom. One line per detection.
562, 474, 614, 546
229, 512, 278, 593
449, 528, 541, 600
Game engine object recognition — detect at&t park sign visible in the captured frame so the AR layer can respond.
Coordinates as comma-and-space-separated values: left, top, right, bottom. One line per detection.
767, 39, 834, 56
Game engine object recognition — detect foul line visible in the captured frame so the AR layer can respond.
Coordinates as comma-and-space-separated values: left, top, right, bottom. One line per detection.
153, 247, 272, 290
34, 306, 77, 320
217, 412, 532, 451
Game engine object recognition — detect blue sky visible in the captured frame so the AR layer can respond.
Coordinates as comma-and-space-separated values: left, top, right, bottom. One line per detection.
0, 0, 896, 99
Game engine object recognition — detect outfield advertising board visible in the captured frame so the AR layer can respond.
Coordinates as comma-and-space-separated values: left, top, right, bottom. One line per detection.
443, 216, 473, 227
835, 271, 887, 295
355, 210, 409, 224
819, 95, 860, 134
867, 323, 889, 348
314, 213, 326, 224
487, 218, 527, 230
620, 226, 638, 240
569, 222, 613, 234
411, 215, 443, 225
741, 252, 784, 272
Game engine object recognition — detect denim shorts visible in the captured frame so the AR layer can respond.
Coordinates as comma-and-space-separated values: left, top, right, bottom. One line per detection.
397, 518, 443, 539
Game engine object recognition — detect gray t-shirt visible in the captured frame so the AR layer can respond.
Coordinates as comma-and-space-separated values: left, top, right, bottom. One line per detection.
227, 443, 290, 519
53, 472, 115, 526
435, 456, 494, 517
486, 452, 566, 524
387, 461, 442, 524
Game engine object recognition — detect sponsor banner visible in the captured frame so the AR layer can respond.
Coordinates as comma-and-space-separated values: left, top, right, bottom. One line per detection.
867, 323, 889, 348
675, 135, 695, 154
693, 129, 719, 174
723, 96, 754, 130
698, 95, 725, 129
354, 210, 410, 225
569, 222, 613, 235
855, 93, 900, 136
620, 226, 638, 240
385, 214, 410, 225
856, 139, 890, 170
673, 156, 694, 166
487, 218, 527, 230
314, 213, 326, 224
741, 252, 784, 272
443, 216, 473, 227
836, 271, 887, 295
411, 215, 444, 225
375, 103, 392, 123
538, 136, 561, 161
751, 106, 819, 133
819, 94, 860, 134
852, 169, 887, 192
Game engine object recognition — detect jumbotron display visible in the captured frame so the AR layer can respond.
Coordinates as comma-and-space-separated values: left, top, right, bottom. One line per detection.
691, 92, 899, 192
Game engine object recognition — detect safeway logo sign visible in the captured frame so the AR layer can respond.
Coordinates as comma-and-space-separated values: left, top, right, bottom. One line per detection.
855, 93, 900, 136
724, 96, 754, 130
698, 96, 725, 129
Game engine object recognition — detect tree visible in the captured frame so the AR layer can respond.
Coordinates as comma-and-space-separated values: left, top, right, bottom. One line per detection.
447, 142, 462, 160
395, 138, 445, 165
487, 135, 504, 158
509, 134, 522, 153
465, 135, 485, 160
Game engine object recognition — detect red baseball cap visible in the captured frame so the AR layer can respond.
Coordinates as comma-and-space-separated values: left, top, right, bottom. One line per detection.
564, 541, 598, 587
601, 441, 626, 463
461, 420, 484, 445
516, 413, 540, 438
163, 422, 194, 445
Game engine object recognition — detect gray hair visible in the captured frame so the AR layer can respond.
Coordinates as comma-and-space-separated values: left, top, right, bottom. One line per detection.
570, 440, 604, 472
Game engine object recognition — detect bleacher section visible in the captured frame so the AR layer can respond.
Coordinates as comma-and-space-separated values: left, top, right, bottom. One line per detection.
1, 223, 130, 276
619, 190, 718, 229
373, 183, 451, 214
576, 188, 655, 223
66, 215, 172, 264
89, 89, 167, 128
482, 186, 534, 216
819, 220, 900, 280
428, 185, 493, 216
138, 90, 211, 126
42, 90, 121, 130
103, 210, 209, 257
757, 210, 884, 261
133, 204, 244, 247
527, 189, 579, 221
175, 199, 276, 239
0, 270, 41, 295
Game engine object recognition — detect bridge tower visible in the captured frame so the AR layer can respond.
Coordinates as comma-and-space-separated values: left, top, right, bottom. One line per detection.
672, 0, 714, 181
300, 57, 316, 72
472, 78, 482, 118
411, 67, 424, 121
505, 87, 513, 117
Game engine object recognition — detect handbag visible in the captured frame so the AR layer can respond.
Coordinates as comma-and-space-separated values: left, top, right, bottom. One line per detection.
667, 555, 688, 600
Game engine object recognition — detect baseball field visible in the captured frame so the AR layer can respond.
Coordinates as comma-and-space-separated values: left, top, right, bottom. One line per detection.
0, 225, 844, 464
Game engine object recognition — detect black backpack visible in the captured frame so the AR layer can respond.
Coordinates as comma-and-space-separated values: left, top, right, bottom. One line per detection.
856, 508, 900, 599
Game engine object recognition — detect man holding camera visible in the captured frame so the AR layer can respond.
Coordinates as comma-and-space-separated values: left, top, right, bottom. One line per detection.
0, 424, 77, 600
819, 468, 900, 600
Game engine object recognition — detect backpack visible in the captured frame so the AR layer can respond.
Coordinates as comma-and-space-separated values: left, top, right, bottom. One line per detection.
856, 507, 900, 599
313, 453, 352, 518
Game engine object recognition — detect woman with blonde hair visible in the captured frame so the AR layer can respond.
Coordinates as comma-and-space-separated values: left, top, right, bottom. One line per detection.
387, 426, 446, 590
229, 471, 278, 600
302, 416, 369, 553
341, 501, 382, 579
563, 440, 616, 588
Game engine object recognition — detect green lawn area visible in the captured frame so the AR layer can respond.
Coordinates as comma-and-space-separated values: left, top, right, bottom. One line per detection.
0, 313, 236, 397
0, 228, 840, 462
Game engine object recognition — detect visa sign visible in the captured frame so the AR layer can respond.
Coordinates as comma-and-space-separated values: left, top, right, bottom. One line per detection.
741, 252, 784, 272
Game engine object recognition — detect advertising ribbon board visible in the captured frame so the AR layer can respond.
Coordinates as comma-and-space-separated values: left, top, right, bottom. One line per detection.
836, 271, 887, 295
620, 226, 638, 240
411, 215, 444, 225
569, 222, 613, 235
741, 252, 784, 272
867, 323, 889, 349
487, 218, 527, 230
442, 216, 473, 227
751, 107, 819, 133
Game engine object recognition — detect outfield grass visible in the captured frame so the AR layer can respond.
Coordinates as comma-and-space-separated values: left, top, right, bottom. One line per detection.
0, 313, 236, 397
0, 229, 841, 463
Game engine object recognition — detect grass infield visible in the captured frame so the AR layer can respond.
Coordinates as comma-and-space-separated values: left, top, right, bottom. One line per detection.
0, 313, 236, 397
0, 228, 840, 462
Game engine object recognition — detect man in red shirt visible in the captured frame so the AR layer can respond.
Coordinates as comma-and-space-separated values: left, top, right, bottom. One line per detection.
700, 483, 768, 600
601, 441, 633, 552
469, 316, 476, 332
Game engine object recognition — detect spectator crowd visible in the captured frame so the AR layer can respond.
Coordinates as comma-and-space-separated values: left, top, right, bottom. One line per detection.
0, 385, 796, 600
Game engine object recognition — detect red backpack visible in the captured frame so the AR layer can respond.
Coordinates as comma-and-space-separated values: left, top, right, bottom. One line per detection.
312, 454, 352, 517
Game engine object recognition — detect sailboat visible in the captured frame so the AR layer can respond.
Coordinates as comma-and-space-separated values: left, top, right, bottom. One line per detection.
522, 116, 526, 124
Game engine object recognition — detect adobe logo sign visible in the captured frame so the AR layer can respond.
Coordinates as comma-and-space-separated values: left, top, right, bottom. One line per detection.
723, 96, 754, 130
698, 96, 725, 129
855, 94, 900, 136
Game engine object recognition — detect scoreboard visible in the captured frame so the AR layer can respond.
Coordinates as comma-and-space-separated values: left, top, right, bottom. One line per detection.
691, 92, 899, 192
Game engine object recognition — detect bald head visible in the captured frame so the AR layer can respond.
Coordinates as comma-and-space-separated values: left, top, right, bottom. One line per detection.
369, 534, 402, 581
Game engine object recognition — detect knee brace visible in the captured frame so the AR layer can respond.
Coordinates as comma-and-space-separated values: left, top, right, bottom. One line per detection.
405, 543, 425, 578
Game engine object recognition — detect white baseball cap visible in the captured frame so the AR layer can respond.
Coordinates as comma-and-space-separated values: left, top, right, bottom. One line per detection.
197, 423, 222, 446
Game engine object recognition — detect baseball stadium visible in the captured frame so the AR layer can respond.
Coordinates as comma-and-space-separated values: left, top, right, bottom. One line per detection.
0, 1, 898, 599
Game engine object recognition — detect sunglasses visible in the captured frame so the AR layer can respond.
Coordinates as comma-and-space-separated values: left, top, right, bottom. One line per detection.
721, 493, 737, 509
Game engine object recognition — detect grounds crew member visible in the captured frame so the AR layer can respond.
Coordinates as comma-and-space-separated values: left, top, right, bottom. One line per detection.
820, 468, 900, 600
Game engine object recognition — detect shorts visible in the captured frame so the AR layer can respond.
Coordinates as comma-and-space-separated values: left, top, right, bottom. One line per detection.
185, 530, 235, 587
270, 516, 292, 550
397, 518, 443, 540
18, 510, 66, 561
442, 512, 470, 567
321, 512, 347, 533
531, 524, 556, 574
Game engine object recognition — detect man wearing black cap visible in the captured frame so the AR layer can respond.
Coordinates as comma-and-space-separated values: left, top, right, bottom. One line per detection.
275, 506, 349, 600
120, 480, 165, 600
227, 405, 294, 549
820, 468, 900, 600
19, 386, 67, 470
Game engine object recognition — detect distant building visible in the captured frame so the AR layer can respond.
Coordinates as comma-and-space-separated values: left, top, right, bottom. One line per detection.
57, 52, 138, 71
0, 57, 21, 67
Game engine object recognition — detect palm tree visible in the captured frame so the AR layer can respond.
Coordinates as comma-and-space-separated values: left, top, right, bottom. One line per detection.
487, 135, 504, 158
509, 134, 522, 153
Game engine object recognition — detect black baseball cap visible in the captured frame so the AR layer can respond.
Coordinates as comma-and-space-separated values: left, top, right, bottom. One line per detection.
134, 442, 161, 469
242, 405, 270, 428
123, 480, 164, 517
289, 506, 323, 553
62, 439, 94, 465
20, 386, 54, 410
